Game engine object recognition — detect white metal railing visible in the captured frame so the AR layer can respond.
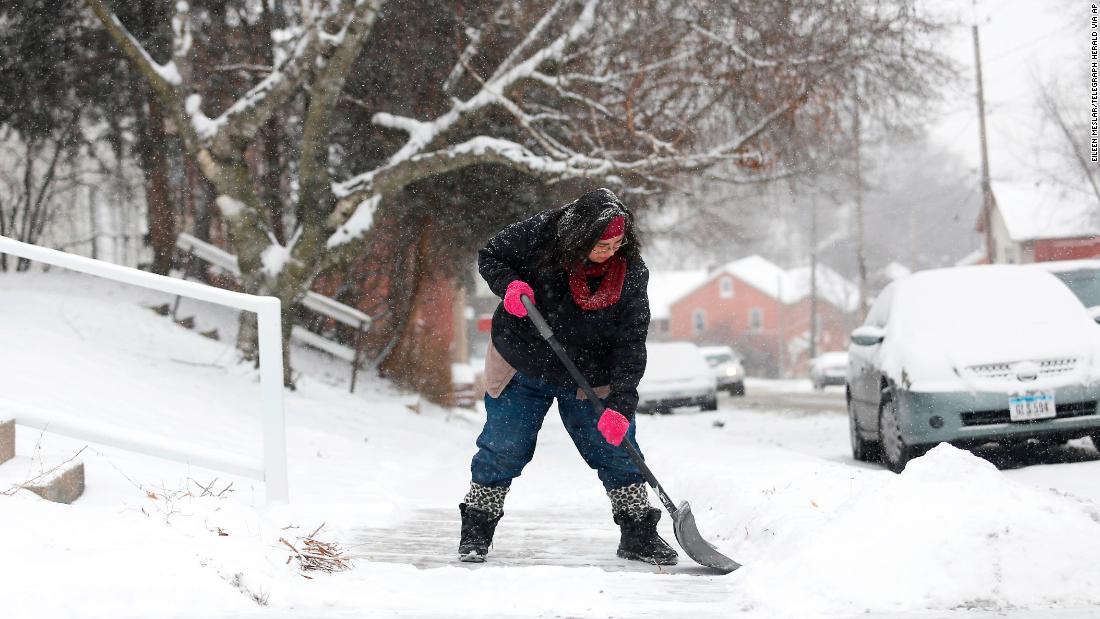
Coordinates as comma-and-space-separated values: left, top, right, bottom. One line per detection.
0, 235, 288, 503
175, 233, 372, 391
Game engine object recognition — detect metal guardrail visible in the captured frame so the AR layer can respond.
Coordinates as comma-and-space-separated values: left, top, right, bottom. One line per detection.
174, 233, 372, 392
0, 234, 289, 503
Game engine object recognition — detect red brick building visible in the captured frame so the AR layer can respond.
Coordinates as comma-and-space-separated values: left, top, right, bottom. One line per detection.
982, 181, 1100, 263
667, 256, 860, 377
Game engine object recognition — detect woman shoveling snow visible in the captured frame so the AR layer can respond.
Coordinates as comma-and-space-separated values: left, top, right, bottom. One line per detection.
457, 188, 677, 566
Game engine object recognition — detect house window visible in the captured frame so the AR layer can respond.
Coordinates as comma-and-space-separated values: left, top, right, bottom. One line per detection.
719, 277, 734, 299
692, 309, 706, 334
748, 308, 763, 332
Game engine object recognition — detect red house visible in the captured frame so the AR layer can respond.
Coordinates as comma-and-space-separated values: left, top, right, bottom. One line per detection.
667, 256, 860, 377
982, 181, 1100, 263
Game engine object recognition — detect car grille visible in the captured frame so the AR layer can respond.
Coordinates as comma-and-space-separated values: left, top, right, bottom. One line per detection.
959, 400, 1097, 426
964, 358, 1078, 381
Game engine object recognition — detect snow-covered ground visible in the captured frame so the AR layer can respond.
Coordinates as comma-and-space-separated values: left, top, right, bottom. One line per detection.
3, 270, 1100, 618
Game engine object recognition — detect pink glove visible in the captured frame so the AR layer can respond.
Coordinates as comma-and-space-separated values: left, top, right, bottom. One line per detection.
597, 408, 630, 446
503, 280, 534, 317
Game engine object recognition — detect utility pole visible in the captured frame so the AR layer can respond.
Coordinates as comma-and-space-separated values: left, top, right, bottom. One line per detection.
88, 185, 99, 260
973, 24, 995, 263
809, 193, 819, 361
853, 84, 868, 320
777, 274, 785, 379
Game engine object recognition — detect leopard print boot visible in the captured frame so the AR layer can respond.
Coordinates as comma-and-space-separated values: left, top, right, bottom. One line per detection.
458, 483, 508, 562
608, 482, 678, 565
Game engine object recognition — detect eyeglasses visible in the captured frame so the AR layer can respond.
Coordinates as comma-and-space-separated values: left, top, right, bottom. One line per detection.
591, 238, 628, 254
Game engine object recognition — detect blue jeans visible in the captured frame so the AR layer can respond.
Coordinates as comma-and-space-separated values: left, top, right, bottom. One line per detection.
470, 371, 647, 491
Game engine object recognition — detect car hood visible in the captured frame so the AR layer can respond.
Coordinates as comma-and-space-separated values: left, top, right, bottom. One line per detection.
882, 322, 1099, 390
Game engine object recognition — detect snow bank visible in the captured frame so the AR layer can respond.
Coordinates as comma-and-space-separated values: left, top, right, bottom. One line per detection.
0, 493, 259, 617
736, 444, 1100, 616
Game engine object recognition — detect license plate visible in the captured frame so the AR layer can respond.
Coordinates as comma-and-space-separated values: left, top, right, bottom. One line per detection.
1009, 389, 1056, 421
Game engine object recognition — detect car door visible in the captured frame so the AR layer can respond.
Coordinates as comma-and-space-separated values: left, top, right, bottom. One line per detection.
849, 285, 894, 430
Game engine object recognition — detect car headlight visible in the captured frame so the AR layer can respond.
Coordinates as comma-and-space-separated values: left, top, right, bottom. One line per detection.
725, 367, 741, 377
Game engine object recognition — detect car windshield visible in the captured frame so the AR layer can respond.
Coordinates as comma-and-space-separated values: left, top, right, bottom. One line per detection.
705, 353, 733, 366
1052, 269, 1100, 308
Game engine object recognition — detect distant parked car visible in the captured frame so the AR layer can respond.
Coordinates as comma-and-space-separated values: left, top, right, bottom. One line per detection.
700, 345, 746, 396
1036, 259, 1100, 322
809, 351, 848, 390
847, 265, 1100, 472
637, 342, 718, 414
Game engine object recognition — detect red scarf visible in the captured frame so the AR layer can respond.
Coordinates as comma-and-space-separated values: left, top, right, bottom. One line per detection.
568, 255, 627, 310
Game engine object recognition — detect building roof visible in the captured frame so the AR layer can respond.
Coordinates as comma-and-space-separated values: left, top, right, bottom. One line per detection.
781, 263, 861, 313
675, 255, 860, 313
647, 268, 709, 320
992, 180, 1100, 242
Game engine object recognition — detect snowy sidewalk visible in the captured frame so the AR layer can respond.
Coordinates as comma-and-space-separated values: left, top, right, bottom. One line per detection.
351, 506, 726, 576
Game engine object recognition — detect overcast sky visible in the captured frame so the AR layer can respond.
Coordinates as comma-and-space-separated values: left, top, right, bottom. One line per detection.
928, 0, 1082, 182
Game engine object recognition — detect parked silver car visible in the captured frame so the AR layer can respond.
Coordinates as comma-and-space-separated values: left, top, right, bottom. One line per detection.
700, 345, 746, 396
637, 342, 719, 414
809, 351, 848, 390
847, 265, 1100, 472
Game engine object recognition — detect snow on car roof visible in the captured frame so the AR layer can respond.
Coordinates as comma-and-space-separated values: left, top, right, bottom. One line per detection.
893, 265, 1085, 327
644, 341, 710, 378
991, 180, 1100, 241
812, 351, 849, 364
877, 265, 1099, 385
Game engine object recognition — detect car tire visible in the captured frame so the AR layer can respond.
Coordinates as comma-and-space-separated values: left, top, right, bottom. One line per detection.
848, 396, 881, 462
729, 382, 745, 397
700, 394, 719, 411
878, 388, 914, 473
1091, 433, 1100, 453
813, 380, 824, 391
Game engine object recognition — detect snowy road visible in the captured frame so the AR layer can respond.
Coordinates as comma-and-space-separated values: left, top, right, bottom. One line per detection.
736, 379, 847, 415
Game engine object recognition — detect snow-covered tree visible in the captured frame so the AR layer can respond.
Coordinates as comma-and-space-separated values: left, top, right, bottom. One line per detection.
80, 0, 949, 387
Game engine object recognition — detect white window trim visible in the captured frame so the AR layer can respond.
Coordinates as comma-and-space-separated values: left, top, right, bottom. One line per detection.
719, 277, 734, 299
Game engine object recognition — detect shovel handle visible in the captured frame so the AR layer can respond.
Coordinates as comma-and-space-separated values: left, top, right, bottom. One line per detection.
520, 295, 677, 514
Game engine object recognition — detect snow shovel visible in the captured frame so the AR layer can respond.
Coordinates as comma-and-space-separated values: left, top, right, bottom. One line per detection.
521, 296, 741, 574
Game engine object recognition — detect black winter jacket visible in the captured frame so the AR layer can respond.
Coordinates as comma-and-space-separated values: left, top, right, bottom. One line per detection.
478, 208, 650, 418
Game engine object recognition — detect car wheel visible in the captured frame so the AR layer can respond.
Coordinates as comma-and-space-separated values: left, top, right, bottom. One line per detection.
730, 382, 745, 397
848, 396, 881, 462
1091, 433, 1100, 453
700, 394, 719, 411
813, 380, 823, 391
878, 389, 913, 473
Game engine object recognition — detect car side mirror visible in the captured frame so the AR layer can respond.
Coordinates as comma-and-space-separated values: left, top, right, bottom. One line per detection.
850, 325, 886, 346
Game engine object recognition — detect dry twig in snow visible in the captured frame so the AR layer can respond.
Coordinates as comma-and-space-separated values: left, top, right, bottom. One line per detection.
280, 523, 353, 576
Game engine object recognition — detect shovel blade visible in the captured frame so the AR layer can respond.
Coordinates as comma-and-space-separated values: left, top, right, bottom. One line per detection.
671, 501, 741, 574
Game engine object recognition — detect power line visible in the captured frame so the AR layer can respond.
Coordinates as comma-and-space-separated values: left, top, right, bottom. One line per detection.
983, 24, 1076, 66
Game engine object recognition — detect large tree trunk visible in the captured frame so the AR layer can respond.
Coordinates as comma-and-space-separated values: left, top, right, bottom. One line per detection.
143, 93, 176, 275
259, 116, 286, 245
378, 221, 456, 406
